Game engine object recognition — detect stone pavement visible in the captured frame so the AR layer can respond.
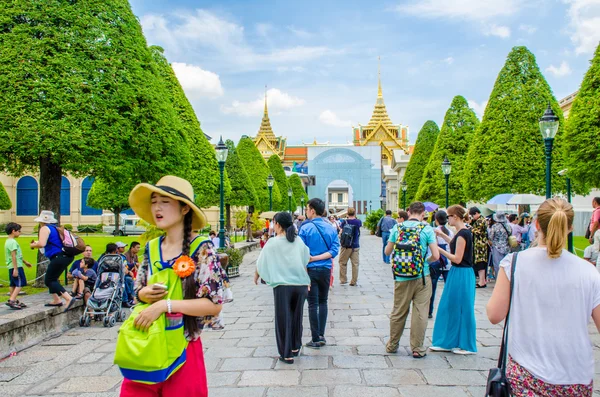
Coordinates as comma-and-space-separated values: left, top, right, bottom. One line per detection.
2, 233, 600, 396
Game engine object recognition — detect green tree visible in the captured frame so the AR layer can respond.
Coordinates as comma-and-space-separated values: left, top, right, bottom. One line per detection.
0, 183, 11, 210
415, 96, 479, 205
401, 121, 439, 205
225, 139, 258, 229
0, 1, 191, 283
463, 46, 566, 201
288, 173, 308, 211
236, 136, 280, 211
267, 155, 296, 211
564, 42, 600, 190
86, 178, 130, 234
149, 46, 229, 208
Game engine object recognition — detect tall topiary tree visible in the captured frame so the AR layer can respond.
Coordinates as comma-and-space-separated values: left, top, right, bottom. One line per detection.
225, 139, 258, 229
237, 136, 281, 211
267, 155, 296, 211
416, 96, 479, 205
463, 46, 566, 201
288, 173, 308, 211
402, 121, 439, 205
86, 178, 130, 234
564, 42, 600, 190
0, 183, 11, 210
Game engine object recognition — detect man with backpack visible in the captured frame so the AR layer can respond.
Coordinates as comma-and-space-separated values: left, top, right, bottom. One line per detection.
383, 202, 439, 358
378, 210, 398, 264
339, 208, 362, 286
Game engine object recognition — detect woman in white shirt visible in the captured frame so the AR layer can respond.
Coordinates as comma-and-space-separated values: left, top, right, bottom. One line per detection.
487, 198, 600, 396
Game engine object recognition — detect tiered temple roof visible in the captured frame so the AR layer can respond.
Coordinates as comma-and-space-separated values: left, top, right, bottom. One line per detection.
253, 91, 286, 160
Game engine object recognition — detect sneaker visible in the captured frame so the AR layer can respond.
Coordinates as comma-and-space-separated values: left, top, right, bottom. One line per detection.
429, 346, 452, 352
305, 341, 321, 349
452, 348, 475, 355
319, 336, 326, 346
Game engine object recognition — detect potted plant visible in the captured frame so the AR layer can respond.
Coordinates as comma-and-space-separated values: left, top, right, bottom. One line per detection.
222, 247, 243, 278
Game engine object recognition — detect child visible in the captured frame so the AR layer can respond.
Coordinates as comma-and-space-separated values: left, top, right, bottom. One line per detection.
4, 223, 32, 310
72, 257, 97, 302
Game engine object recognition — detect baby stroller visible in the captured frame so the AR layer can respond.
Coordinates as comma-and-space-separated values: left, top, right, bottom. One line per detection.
79, 254, 126, 328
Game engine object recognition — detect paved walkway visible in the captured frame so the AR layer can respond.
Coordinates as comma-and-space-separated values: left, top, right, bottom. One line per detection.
1, 233, 600, 396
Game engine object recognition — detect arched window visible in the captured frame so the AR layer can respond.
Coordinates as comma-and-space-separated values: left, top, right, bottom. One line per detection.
60, 176, 71, 216
16, 176, 38, 216
81, 177, 102, 216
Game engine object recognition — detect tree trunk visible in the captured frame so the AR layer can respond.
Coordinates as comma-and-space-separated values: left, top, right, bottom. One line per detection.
34, 157, 62, 287
518, 205, 531, 216
226, 204, 231, 232
114, 207, 122, 235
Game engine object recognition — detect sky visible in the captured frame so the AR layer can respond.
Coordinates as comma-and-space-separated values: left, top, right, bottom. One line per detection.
129, 0, 600, 145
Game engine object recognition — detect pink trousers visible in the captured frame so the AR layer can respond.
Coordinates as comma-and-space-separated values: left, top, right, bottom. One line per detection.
120, 339, 208, 397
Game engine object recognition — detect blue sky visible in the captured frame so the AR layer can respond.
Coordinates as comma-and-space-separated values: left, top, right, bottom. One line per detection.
130, 0, 600, 145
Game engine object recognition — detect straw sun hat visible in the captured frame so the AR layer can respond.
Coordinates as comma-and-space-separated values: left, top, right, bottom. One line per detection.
128, 176, 206, 230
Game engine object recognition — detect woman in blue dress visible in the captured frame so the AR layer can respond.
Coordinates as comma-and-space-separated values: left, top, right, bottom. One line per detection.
430, 205, 477, 355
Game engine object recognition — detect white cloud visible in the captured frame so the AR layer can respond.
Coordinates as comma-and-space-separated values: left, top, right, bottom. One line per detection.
255, 23, 272, 37
171, 63, 224, 99
564, 0, 600, 55
483, 24, 511, 38
318, 110, 352, 128
468, 99, 488, 120
287, 26, 314, 38
276, 66, 306, 73
546, 61, 573, 77
395, 0, 522, 20
221, 88, 305, 117
443, 57, 454, 65
519, 24, 537, 34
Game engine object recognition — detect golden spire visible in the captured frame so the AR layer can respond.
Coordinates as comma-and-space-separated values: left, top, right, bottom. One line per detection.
378, 56, 382, 98
367, 57, 392, 127
256, 85, 276, 140
264, 85, 268, 114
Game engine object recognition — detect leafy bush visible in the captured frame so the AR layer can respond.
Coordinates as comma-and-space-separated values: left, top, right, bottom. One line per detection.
200, 225, 211, 234
0, 223, 7, 234
63, 224, 73, 231
235, 211, 266, 232
224, 247, 244, 268
139, 220, 166, 243
33, 224, 40, 234
364, 209, 385, 234
77, 224, 100, 233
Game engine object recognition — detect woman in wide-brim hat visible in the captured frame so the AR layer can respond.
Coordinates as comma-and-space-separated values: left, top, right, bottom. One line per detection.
30, 210, 76, 311
119, 176, 224, 397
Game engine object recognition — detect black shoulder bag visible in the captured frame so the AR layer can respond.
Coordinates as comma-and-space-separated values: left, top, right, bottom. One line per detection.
486, 252, 518, 397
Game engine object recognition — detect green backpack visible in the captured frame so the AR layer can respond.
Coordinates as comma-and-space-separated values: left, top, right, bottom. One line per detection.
114, 236, 205, 383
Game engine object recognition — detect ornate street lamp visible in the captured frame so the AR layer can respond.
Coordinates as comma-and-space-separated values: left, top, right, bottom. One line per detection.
441, 156, 452, 208
401, 180, 408, 210
288, 187, 293, 213
369, 200, 372, 213
266, 174, 274, 211
215, 136, 229, 248
539, 104, 559, 199
558, 169, 573, 253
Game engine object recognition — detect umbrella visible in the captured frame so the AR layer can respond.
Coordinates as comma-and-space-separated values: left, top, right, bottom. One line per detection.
259, 211, 277, 219
423, 202, 439, 212
506, 194, 545, 205
479, 206, 495, 217
486, 193, 515, 205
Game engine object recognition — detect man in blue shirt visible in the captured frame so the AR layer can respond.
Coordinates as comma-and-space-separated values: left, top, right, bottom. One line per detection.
299, 198, 340, 349
384, 201, 439, 357
339, 207, 362, 286
378, 210, 398, 264
68, 245, 98, 275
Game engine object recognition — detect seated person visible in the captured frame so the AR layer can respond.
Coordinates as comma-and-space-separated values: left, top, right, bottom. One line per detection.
68, 245, 98, 282
209, 230, 220, 248
584, 230, 600, 266
72, 257, 97, 303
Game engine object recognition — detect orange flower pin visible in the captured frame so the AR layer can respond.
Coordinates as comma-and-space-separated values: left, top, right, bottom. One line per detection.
173, 255, 196, 278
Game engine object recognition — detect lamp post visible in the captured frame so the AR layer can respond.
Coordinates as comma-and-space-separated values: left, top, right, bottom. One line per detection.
539, 104, 560, 199
288, 187, 293, 213
558, 169, 573, 253
369, 200, 372, 213
301, 196, 305, 216
215, 136, 229, 249
441, 156, 452, 208
266, 174, 274, 211
401, 180, 407, 210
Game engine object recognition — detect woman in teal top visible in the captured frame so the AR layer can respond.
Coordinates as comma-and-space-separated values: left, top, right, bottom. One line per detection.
255, 212, 310, 364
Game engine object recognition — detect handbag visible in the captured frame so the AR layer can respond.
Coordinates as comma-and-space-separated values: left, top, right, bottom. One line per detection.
486, 252, 518, 396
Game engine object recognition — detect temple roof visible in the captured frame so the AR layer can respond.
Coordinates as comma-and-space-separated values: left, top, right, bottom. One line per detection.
366, 62, 394, 128
257, 91, 277, 140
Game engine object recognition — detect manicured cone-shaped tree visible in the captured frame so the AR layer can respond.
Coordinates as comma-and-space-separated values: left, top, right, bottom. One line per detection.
564, 42, 600, 190
237, 136, 281, 212
416, 96, 479, 205
225, 139, 258, 229
288, 174, 308, 211
463, 46, 565, 201
267, 155, 296, 211
402, 121, 439, 205
149, 46, 230, 208
0, 183, 11, 211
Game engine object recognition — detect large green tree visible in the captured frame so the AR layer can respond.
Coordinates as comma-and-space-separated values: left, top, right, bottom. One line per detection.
0, 183, 11, 210
267, 155, 296, 211
288, 173, 308, 211
416, 96, 479, 205
86, 178, 130, 233
564, 42, 600, 190
401, 121, 439, 206
225, 139, 257, 229
463, 46, 566, 201
236, 136, 280, 211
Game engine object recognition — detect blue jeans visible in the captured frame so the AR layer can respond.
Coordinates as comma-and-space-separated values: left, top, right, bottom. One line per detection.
123, 275, 134, 303
307, 267, 331, 342
382, 231, 391, 263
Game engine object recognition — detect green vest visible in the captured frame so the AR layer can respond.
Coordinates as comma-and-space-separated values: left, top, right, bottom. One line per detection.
114, 237, 204, 383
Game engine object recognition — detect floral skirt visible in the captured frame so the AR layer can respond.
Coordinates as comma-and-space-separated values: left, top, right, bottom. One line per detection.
507, 356, 593, 397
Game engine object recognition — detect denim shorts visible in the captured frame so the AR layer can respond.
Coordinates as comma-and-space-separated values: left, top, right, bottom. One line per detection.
8, 267, 27, 288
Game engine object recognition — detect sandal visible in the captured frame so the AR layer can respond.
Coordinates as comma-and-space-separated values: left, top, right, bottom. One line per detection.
16, 300, 27, 308
63, 298, 77, 312
44, 302, 63, 307
412, 351, 427, 359
6, 301, 22, 310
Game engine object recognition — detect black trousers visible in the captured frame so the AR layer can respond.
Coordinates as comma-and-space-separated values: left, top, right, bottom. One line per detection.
307, 267, 330, 342
45, 253, 74, 295
273, 285, 307, 359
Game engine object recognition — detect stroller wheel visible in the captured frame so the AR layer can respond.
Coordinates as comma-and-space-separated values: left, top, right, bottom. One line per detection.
118, 310, 126, 322
84, 315, 91, 327
109, 316, 116, 327
78, 316, 85, 327
103, 316, 110, 327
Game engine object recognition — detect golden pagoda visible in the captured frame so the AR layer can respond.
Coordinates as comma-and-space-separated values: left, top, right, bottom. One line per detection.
253, 89, 286, 160
353, 59, 409, 165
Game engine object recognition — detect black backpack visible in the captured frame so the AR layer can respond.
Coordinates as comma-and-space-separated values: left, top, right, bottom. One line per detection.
340, 222, 355, 248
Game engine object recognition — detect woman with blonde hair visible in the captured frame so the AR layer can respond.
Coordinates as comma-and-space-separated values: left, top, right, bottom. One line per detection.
430, 205, 477, 355
487, 198, 600, 396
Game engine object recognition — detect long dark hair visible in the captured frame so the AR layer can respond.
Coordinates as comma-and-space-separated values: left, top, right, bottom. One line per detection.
180, 209, 198, 335
435, 210, 450, 236
273, 212, 295, 242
